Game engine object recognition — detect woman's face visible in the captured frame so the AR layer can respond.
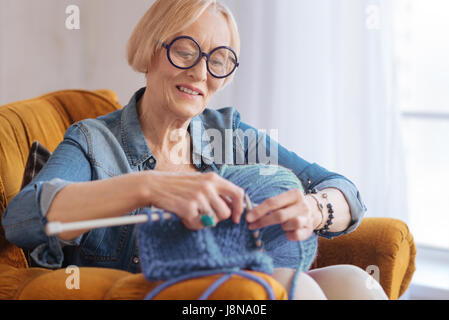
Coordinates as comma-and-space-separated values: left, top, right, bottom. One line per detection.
145, 10, 232, 120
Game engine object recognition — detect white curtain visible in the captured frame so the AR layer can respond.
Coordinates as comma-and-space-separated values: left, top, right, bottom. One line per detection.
211, 0, 409, 221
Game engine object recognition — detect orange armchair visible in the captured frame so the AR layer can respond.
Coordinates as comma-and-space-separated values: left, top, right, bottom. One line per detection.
0, 89, 416, 300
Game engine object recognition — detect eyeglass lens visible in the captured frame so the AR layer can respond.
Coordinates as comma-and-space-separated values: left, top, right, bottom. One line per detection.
169, 38, 237, 77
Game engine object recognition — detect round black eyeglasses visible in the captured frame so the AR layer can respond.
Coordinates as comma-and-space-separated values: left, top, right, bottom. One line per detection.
162, 36, 239, 79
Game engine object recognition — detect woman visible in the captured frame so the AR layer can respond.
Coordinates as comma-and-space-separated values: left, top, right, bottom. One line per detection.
2, 0, 386, 299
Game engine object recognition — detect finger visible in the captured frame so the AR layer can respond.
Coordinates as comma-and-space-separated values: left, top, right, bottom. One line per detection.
197, 198, 217, 228
281, 217, 302, 231
186, 209, 216, 230
216, 181, 245, 224
285, 228, 314, 242
208, 191, 231, 221
182, 217, 203, 231
246, 189, 302, 224
184, 193, 214, 230
221, 195, 233, 207
248, 206, 302, 230
180, 205, 204, 230
221, 195, 236, 214
181, 202, 204, 231
197, 176, 232, 222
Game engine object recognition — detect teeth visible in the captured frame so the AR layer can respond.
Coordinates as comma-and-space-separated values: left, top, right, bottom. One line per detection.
178, 86, 200, 95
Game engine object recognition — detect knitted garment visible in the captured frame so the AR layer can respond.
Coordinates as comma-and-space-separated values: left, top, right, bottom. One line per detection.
137, 164, 318, 299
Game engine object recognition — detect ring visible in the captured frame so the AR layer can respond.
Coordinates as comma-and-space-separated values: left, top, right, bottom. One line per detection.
200, 213, 216, 228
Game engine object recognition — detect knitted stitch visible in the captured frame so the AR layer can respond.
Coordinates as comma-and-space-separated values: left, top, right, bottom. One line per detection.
137, 164, 318, 299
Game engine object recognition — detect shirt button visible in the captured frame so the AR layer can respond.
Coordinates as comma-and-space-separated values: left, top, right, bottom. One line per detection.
133, 256, 140, 264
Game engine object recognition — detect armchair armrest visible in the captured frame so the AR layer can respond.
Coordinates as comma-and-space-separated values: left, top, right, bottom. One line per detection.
311, 217, 416, 300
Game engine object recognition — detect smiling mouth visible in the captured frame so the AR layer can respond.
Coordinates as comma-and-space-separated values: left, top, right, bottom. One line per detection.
176, 86, 203, 96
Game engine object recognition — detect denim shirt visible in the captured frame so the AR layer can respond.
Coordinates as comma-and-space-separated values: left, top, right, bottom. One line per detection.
2, 87, 367, 273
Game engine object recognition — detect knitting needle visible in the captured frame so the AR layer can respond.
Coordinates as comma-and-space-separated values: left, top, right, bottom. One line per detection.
45, 198, 257, 236
45, 213, 152, 236
244, 194, 262, 246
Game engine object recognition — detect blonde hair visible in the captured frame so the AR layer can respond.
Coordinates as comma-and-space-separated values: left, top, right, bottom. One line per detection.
127, 0, 240, 87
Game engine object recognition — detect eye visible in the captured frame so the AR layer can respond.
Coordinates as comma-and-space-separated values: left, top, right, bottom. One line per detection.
210, 59, 224, 67
176, 50, 196, 59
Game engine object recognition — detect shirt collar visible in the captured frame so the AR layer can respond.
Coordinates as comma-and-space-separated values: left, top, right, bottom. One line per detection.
120, 87, 215, 168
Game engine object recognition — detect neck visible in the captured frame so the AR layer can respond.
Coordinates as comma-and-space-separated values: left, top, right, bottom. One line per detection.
137, 89, 192, 162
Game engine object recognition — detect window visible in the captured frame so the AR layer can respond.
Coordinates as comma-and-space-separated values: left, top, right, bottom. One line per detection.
393, 0, 449, 250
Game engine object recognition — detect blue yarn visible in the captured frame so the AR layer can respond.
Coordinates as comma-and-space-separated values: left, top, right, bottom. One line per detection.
137, 164, 318, 300
198, 273, 234, 300
143, 268, 237, 300
143, 269, 277, 300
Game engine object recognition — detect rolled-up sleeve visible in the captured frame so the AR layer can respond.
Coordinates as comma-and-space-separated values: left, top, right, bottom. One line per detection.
1, 123, 92, 268
313, 178, 367, 239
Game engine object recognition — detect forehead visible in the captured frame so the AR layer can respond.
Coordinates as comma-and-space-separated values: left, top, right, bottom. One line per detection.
172, 10, 231, 50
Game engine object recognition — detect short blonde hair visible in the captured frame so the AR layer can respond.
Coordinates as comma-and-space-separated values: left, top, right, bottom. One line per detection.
127, 0, 240, 87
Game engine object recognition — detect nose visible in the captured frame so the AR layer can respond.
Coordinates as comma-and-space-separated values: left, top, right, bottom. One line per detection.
187, 55, 208, 82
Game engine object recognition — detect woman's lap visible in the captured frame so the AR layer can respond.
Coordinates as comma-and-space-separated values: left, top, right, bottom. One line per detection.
306, 265, 389, 300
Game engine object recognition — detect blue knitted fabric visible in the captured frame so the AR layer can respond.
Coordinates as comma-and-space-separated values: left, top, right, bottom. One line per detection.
137, 164, 318, 297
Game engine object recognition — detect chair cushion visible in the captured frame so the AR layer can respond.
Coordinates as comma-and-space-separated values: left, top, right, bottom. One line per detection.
0, 264, 286, 300
105, 270, 287, 300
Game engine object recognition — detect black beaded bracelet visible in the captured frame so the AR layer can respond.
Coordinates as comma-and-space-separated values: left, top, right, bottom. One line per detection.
315, 202, 335, 235
308, 188, 335, 235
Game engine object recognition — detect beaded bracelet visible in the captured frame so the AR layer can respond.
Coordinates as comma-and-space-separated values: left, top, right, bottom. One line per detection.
308, 188, 335, 235
308, 193, 325, 228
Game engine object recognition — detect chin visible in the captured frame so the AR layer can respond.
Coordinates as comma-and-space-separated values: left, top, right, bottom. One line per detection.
171, 102, 204, 119
172, 96, 205, 115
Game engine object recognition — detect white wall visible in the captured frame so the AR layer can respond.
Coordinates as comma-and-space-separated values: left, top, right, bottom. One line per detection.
0, 0, 153, 106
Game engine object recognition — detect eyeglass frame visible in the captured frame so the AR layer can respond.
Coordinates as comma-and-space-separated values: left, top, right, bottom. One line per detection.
162, 35, 240, 79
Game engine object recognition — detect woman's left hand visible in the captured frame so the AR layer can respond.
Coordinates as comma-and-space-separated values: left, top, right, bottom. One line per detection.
244, 189, 318, 241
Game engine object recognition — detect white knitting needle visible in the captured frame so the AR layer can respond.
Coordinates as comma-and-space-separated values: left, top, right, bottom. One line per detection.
45, 197, 256, 236
45, 213, 154, 236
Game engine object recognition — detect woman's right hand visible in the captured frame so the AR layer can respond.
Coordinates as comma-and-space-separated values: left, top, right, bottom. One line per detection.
139, 171, 245, 230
